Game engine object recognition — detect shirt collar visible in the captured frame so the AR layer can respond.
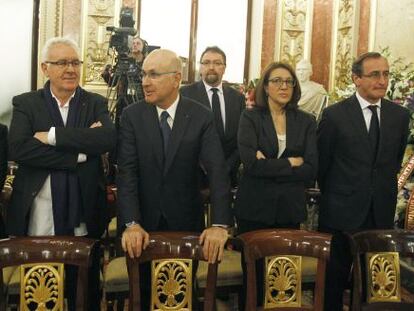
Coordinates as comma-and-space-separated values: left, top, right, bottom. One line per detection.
356, 91, 382, 110
156, 94, 180, 121
202, 80, 223, 94
50, 89, 76, 108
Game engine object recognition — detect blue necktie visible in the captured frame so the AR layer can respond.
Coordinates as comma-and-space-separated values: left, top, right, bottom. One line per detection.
160, 111, 171, 157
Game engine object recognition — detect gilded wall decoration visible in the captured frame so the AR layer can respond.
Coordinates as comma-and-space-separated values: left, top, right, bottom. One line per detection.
37, 0, 63, 89
151, 259, 192, 311
264, 255, 302, 308
366, 252, 401, 303
329, 0, 359, 91
274, 0, 313, 67
20, 263, 64, 311
81, 0, 118, 87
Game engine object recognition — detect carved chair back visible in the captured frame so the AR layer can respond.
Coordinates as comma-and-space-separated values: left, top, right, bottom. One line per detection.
0, 236, 97, 311
349, 229, 414, 311
126, 231, 218, 311
238, 229, 331, 311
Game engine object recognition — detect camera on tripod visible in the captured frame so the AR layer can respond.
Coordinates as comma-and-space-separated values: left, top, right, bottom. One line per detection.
106, 7, 136, 56
104, 7, 144, 128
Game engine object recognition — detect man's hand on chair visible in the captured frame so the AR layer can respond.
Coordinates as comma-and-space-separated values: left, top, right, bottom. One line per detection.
199, 226, 228, 264
122, 223, 150, 258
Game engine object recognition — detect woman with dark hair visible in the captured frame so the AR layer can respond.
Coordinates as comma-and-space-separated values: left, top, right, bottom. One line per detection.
235, 61, 318, 305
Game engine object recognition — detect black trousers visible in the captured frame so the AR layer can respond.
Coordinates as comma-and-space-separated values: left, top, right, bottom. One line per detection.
237, 218, 300, 307
319, 206, 379, 311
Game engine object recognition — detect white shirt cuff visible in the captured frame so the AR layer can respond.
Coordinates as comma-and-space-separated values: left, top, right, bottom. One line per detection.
77, 153, 87, 163
47, 127, 56, 146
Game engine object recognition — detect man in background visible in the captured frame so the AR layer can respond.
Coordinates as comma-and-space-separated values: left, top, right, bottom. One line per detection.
317, 52, 410, 310
181, 46, 245, 187
7, 36, 116, 310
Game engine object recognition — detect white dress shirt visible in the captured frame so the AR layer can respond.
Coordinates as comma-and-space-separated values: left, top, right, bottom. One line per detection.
27, 91, 87, 236
156, 95, 179, 128
356, 91, 381, 131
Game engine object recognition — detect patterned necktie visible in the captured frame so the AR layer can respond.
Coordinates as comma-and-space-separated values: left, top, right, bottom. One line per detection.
368, 105, 380, 158
160, 111, 171, 157
211, 88, 225, 137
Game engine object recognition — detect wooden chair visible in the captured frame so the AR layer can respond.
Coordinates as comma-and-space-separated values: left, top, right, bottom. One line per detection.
349, 229, 414, 311
126, 231, 219, 311
238, 229, 331, 311
0, 236, 97, 311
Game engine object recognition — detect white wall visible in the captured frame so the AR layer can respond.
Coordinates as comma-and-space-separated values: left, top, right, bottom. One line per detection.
0, 0, 33, 126
373, 0, 414, 64
248, 0, 264, 82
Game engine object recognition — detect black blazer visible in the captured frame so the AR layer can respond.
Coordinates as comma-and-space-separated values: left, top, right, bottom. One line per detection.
317, 95, 410, 230
180, 81, 245, 181
235, 107, 318, 225
0, 124, 7, 190
117, 96, 231, 231
7, 88, 116, 238
0, 123, 7, 238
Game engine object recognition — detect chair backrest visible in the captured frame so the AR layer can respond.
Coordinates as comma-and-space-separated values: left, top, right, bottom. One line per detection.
349, 229, 414, 311
238, 229, 331, 311
0, 236, 97, 311
126, 231, 218, 311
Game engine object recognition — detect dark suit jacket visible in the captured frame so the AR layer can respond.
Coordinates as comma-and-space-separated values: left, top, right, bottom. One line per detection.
317, 94, 410, 231
0, 124, 7, 190
180, 81, 245, 184
0, 123, 7, 238
117, 96, 231, 231
7, 88, 116, 238
235, 107, 318, 225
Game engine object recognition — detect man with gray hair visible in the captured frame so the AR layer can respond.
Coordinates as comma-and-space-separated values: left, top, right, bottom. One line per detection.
8, 36, 116, 310
117, 48, 231, 308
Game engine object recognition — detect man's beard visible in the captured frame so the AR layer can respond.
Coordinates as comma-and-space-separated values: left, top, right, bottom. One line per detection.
204, 73, 219, 85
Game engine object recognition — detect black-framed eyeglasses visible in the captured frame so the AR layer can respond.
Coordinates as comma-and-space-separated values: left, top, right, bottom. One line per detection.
268, 77, 296, 88
45, 60, 83, 68
140, 71, 178, 80
361, 71, 390, 80
200, 60, 225, 67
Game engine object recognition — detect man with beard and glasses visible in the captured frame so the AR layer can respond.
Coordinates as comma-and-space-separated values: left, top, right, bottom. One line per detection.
181, 46, 245, 187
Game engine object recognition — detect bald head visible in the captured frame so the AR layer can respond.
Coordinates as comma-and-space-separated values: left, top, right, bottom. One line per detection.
144, 49, 182, 75
142, 49, 183, 109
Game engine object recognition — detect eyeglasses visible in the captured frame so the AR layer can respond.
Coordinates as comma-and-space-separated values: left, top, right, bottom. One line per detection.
45, 60, 83, 68
361, 71, 390, 80
140, 71, 178, 80
200, 61, 225, 67
268, 77, 296, 88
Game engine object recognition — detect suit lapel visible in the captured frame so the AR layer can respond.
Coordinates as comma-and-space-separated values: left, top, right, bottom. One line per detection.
223, 87, 234, 138
143, 104, 164, 170
262, 110, 278, 157
77, 90, 88, 128
285, 110, 298, 153
163, 99, 190, 175
377, 99, 391, 160
196, 81, 211, 107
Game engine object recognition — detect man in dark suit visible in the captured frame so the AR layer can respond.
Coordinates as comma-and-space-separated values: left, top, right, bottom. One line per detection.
118, 48, 231, 308
118, 48, 231, 254
7, 37, 116, 310
180, 46, 245, 186
317, 52, 410, 310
